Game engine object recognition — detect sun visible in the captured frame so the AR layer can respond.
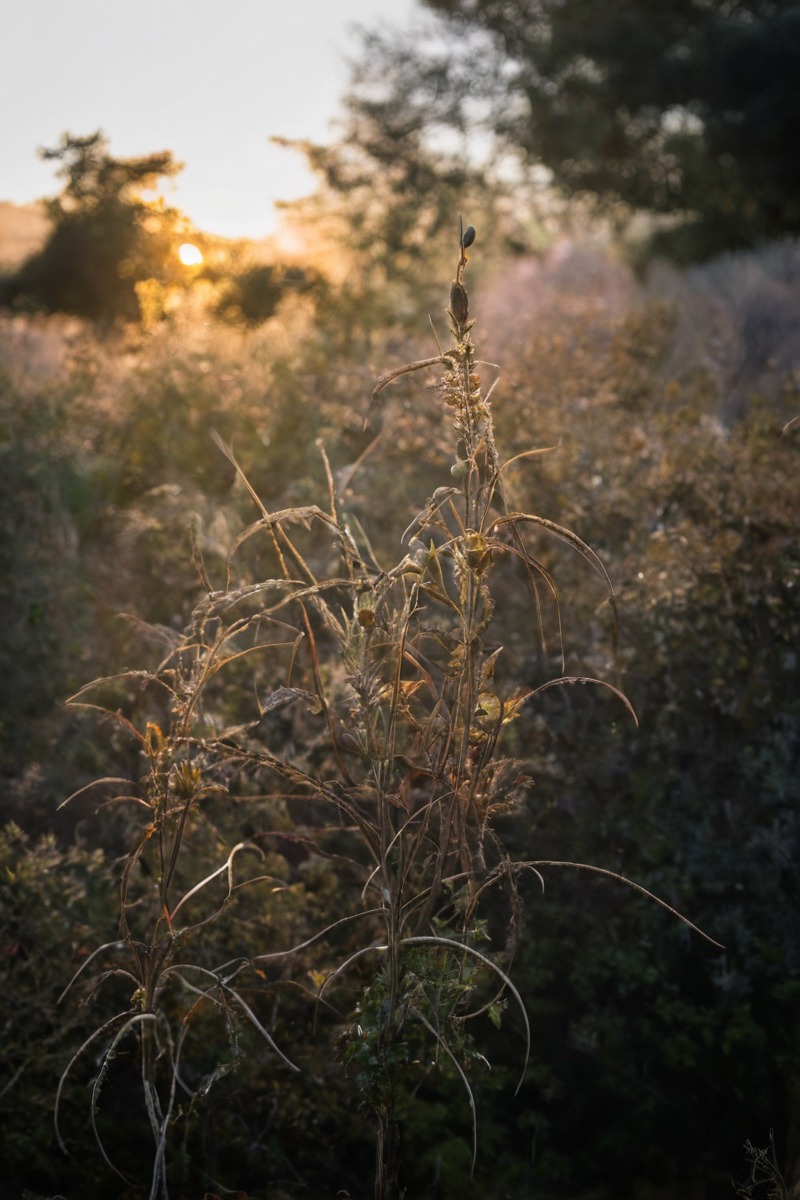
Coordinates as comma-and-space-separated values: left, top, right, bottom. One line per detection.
178, 242, 203, 267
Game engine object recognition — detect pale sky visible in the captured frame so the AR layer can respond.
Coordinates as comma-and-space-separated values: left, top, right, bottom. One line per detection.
1, 0, 421, 238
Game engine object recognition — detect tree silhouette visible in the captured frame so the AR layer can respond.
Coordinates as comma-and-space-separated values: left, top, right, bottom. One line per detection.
1, 131, 184, 320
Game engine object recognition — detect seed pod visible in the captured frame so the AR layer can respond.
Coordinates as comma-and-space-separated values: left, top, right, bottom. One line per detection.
449, 280, 469, 326
462, 224, 476, 249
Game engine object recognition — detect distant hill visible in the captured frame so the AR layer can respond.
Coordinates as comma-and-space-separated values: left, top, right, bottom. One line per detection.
0, 201, 49, 270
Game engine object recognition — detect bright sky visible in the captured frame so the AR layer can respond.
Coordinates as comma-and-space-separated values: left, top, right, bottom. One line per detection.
1, 0, 421, 239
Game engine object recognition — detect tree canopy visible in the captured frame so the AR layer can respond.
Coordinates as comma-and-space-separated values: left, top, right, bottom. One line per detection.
345, 0, 800, 260
0, 131, 185, 320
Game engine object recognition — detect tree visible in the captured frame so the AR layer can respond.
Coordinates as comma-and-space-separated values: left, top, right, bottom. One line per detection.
0, 131, 184, 320
346, 1, 800, 260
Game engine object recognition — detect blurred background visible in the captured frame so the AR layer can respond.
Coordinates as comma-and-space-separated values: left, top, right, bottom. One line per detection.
2, 2, 799, 1198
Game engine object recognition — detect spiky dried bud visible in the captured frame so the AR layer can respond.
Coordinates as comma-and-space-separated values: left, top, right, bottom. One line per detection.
464, 529, 493, 576
356, 585, 376, 628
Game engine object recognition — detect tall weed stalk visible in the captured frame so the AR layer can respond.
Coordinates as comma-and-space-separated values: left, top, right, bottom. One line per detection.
58, 222, 718, 1199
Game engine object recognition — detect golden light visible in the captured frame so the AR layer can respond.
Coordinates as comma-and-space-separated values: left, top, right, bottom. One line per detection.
178, 242, 203, 266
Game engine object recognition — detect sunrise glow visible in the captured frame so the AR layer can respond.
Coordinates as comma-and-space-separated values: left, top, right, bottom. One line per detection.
178, 242, 203, 266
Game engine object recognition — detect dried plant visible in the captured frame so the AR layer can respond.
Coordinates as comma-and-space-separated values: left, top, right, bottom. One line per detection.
58, 219, 720, 1200
735, 1135, 788, 1200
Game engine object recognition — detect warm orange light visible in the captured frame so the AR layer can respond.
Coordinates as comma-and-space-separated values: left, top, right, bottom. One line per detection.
178, 242, 203, 266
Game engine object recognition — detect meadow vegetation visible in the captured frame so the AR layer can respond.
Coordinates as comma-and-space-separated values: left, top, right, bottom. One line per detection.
1, 134, 800, 1198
